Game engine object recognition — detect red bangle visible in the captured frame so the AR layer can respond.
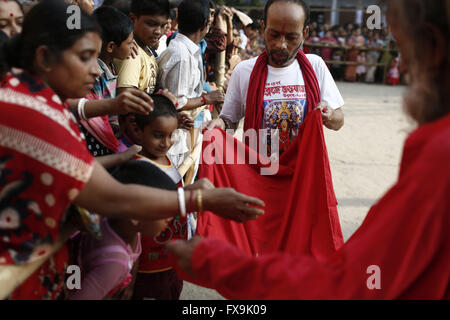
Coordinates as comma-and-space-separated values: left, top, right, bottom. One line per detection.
201, 95, 207, 105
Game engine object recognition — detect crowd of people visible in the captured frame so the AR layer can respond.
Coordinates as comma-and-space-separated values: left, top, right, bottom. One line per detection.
304, 21, 401, 84
0, 0, 448, 301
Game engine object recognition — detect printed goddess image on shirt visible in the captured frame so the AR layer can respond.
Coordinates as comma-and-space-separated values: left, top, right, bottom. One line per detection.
263, 81, 307, 154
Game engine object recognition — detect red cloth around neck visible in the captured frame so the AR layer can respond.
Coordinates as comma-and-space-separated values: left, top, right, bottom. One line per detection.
244, 50, 321, 133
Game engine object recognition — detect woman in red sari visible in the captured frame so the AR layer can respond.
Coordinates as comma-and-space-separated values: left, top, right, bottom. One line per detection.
168, 0, 450, 299
0, 0, 264, 299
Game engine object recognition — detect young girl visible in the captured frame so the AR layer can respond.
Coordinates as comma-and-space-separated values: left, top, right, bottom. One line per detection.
356, 51, 367, 82
131, 94, 212, 300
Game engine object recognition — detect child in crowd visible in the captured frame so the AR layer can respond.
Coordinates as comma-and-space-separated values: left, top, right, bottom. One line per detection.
356, 51, 367, 82
130, 94, 210, 300
115, 0, 170, 94
67, 6, 144, 168
386, 56, 400, 85
69, 160, 174, 300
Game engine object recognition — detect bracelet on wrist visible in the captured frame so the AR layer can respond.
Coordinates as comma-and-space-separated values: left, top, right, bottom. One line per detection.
177, 188, 187, 217
201, 95, 207, 105
77, 98, 88, 121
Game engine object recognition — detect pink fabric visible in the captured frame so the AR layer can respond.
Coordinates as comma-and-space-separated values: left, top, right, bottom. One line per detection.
79, 93, 119, 153
69, 218, 141, 300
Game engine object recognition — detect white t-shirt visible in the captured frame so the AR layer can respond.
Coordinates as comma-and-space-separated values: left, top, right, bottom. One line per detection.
221, 54, 344, 153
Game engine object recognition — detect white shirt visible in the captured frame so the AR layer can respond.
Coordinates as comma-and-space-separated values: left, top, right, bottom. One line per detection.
157, 33, 204, 109
221, 54, 344, 154
156, 34, 168, 56
221, 54, 344, 124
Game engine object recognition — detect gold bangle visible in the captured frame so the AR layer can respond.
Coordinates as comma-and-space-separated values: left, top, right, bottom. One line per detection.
196, 189, 203, 214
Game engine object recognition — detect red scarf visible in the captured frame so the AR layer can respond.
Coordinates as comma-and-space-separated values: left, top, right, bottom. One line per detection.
196, 50, 344, 260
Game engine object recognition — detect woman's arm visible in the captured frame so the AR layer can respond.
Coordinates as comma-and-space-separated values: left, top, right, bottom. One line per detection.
96, 145, 142, 169
67, 88, 154, 118
74, 161, 265, 222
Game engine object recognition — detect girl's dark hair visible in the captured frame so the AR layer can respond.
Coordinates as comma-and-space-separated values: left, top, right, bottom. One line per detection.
1, 0, 101, 74
134, 94, 178, 131
112, 160, 177, 190
263, 0, 310, 30
93, 6, 134, 49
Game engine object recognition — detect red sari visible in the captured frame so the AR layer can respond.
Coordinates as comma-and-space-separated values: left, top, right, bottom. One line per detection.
0, 69, 94, 299
180, 113, 450, 299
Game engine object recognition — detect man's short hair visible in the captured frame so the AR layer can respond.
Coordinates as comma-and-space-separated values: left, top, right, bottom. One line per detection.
94, 6, 134, 48
131, 0, 170, 18
102, 0, 131, 16
177, 0, 210, 35
263, 0, 310, 30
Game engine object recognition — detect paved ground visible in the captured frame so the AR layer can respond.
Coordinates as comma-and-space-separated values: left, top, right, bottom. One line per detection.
180, 82, 410, 299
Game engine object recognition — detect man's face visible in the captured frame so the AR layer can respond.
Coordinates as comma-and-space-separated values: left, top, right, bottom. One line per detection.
262, 2, 308, 67
132, 14, 168, 49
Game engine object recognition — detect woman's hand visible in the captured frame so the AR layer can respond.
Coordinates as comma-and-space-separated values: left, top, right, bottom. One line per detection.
166, 236, 204, 277
203, 188, 265, 222
120, 145, 142, 162
177, 113, 194, 130
184, 178, 215, 191
128, 40, 139, 59
112, 88, 154, 115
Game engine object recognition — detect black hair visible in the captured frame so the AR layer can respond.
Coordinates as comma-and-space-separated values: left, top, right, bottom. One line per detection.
0, 30, 8, 45
263, 0, 310, 30
134, 94, 178, 131
246, 21, 261, 31
112, 160, 177, 190
0, 0, 101, 74
169, 8, 177, 20
178, 0, 209, 35
208, 0, 216, 9
131, 0, 170, 18
102, 0, 131, 16
93, 6, 134, 49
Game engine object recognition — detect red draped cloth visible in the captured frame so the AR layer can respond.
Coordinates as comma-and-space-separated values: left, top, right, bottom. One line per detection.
181, 114, 450, 300
196, 50, 344, 259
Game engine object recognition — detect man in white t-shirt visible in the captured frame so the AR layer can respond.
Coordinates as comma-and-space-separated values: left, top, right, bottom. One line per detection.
207, 0, 344, 154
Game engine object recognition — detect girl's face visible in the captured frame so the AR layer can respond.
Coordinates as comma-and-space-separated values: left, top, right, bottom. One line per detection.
43, 32, 102, 101
139, 115, 178, 160
0, 0, 23, 38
